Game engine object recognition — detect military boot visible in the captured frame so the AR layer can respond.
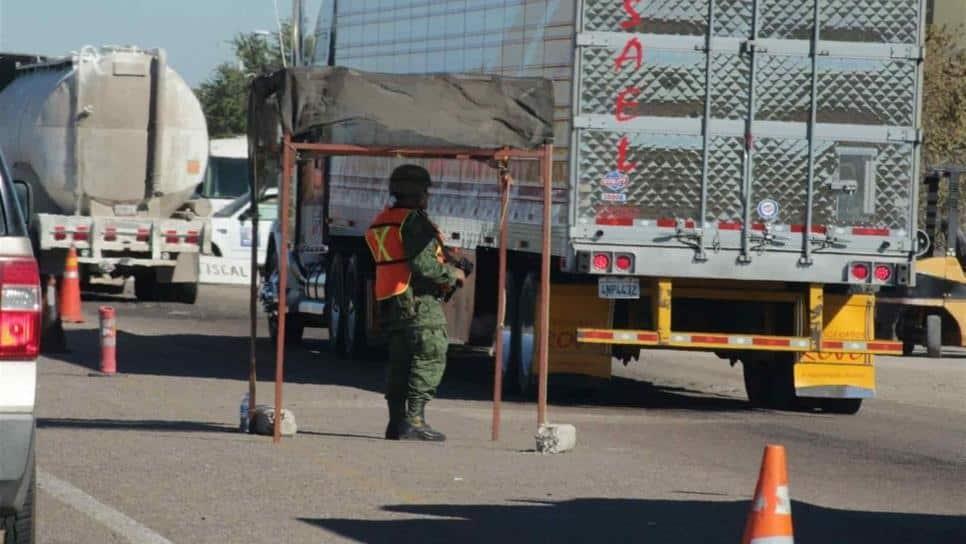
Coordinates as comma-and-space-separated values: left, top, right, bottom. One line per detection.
385, 398, 406, 440
398, 400, 446, 442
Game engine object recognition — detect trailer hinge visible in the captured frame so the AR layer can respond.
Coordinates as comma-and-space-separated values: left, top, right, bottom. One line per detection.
892, 45, 925, 62
887, 129, 921, 144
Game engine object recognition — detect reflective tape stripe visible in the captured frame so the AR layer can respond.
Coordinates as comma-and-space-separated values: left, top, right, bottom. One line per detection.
64, 271, 79, 279
637, 332, 659, 343
613, 331, 638, 342
753, 337, 790, 347
691, 335, 729, 344
749, 538, 794, 544
578, 330, 614, 341
868, 341, 902, 352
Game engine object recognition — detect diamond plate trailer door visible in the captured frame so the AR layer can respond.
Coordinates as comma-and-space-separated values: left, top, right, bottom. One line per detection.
571, 0, 925, 285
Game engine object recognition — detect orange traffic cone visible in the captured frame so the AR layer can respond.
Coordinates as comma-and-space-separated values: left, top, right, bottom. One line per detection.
59, 246, 84, 323
742, 444, 795, 544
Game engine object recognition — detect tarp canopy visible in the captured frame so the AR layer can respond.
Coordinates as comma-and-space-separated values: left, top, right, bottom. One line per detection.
249, 66, 555, 150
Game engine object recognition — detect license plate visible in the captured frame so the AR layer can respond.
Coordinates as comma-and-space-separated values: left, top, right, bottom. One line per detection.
598, 277, 640, 299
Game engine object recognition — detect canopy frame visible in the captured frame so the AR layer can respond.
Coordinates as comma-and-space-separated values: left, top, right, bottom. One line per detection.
250, 134, 555, 443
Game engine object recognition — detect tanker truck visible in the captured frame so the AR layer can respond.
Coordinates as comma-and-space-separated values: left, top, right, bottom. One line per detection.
0, 46, 211, 303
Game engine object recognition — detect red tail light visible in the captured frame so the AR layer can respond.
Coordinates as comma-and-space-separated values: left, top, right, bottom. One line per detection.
874, 264, 893, 282
850, 263, 870, 281
136, 228, 150, 242
593, 253, 611, 272
73, 225, 89, 242
53, 226, 67, 241
185, 230, 200, 245
104, 227, 117, 242
615, 254, 634, 272
0, 259, 40, 360
165, 230, 179, 244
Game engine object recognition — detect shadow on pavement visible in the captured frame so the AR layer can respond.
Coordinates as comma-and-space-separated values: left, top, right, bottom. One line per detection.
46, 328, 749, 413
300, 498, 965, 544
37, 417, 235, 434
36, 417, 383, 441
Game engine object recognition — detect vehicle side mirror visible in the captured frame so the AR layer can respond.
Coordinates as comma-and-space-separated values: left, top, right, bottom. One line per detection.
12, 180, 31, 217
239, 207, 254, 222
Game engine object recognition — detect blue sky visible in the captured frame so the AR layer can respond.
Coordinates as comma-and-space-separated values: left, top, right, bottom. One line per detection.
0, 0, 297, 87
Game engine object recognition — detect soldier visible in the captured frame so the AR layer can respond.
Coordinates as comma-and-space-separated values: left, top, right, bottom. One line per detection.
365, 164, 465, 441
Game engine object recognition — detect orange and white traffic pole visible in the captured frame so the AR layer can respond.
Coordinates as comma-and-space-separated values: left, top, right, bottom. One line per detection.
99, 306, 117, 375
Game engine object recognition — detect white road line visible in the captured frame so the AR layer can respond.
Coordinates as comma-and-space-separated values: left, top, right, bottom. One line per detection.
37, 468, 173, 544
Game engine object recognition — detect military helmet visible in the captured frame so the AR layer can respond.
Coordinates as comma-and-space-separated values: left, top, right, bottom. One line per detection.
389, 164, 432, 198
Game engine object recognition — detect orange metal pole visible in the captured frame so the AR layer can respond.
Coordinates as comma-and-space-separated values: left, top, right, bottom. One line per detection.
491, 160, 511, 441
274, 134, 293, 443
537, 144, 553, 427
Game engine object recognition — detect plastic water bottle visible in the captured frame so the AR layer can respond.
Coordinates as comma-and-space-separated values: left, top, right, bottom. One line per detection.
239, 392, 250, 433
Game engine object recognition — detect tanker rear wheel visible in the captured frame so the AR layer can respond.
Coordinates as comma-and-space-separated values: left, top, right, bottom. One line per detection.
134, 271, 160, 302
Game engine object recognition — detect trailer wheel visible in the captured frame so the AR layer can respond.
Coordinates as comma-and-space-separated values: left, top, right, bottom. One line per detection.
269, 312, 304, 346
508, 272, 538, 398
742, 357, 770, 408
498, 272, 518, 393
742, 353, 797, 410
134, 271, 160, 302
926, 314, 942, 358
342, 254, 368, 359
171, 281, 198, 305
326, 253, 347, 355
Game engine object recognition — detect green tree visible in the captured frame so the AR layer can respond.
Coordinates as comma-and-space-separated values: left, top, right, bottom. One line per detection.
923, 24, 966, 169
196, 26, 292, 138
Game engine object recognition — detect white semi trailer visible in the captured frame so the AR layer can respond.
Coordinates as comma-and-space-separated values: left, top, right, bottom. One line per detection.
0, 47, 210, 302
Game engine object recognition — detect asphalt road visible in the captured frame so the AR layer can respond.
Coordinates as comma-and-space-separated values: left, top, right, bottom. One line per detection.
27, 284, 966, 543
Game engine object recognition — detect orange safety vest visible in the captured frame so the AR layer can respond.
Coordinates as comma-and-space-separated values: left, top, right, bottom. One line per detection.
365, 207, 416, 301
365, 207, 447, 301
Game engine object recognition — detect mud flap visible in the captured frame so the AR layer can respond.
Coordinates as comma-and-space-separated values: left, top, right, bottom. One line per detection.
794, 353, 876, 399
795, 292, 876, 399
548, 284, 613, 379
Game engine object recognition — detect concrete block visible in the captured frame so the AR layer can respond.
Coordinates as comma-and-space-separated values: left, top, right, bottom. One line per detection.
535, 424, 576, 454
251, 405, 298, 436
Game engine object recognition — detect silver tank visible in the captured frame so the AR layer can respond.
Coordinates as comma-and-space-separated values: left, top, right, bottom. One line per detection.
0, 47, 208, 218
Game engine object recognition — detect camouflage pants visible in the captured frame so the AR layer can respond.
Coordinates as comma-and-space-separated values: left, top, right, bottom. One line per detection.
386, 326, 449, 409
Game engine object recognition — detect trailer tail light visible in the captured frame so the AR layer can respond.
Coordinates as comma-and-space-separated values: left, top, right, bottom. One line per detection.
73, 225, 89, 242
185, 230, 200, 245
592, 252, 611, 272
0, 259, 40, 360
874, 264, 893, 283
136, 228, 151, 242
614, 254, 634, 273
165, 230, 179, 244
849, 262, 870, 282
104, 227, 117, 242
53, 226, 67, 241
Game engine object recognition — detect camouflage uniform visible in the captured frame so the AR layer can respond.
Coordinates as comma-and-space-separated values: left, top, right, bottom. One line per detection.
380, 208, 459, 437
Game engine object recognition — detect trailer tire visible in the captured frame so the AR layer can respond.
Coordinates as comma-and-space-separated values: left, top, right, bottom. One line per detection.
327, 253, 347, 355
811, 398, 862, 415
269, 313, 304, 346
342, 254, 368, 359
742, 353, 797, 410
508, 272, 538, 399
742, 358, 770, 408
134, 271, 160, 302
926, 314, 942, 358
498, 272, 518, 394
171, 282, 198, 305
